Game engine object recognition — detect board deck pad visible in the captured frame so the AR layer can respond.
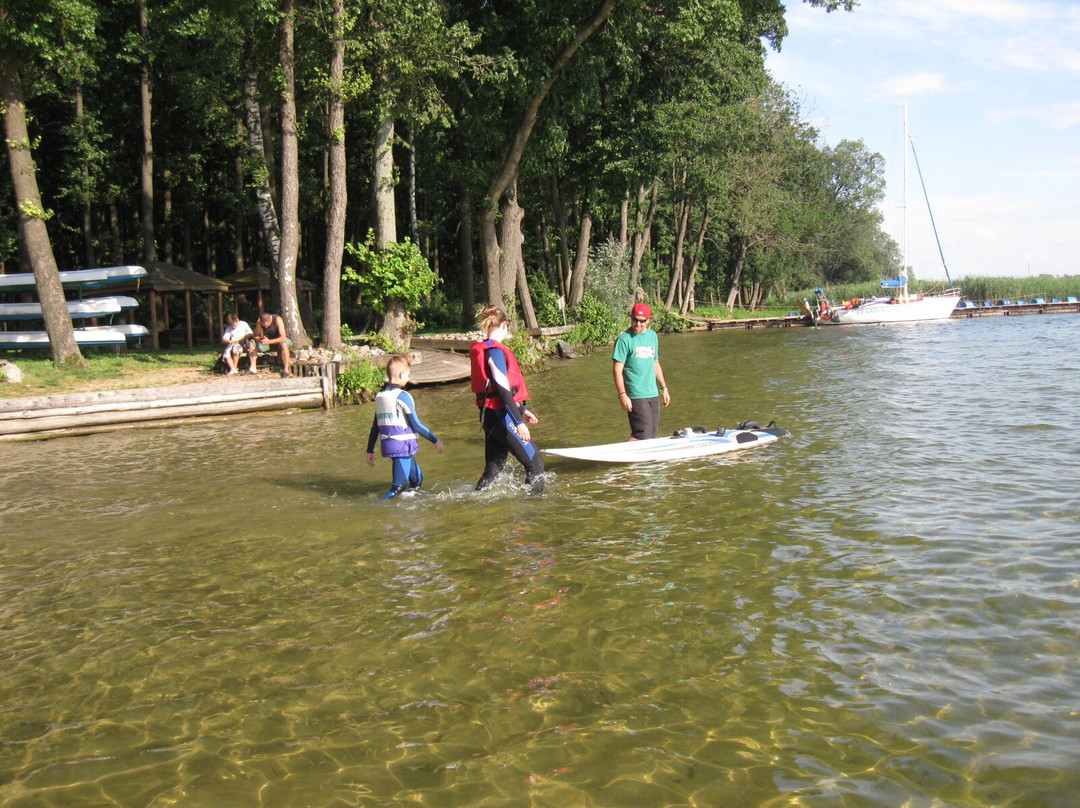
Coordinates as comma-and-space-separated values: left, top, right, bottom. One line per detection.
545, 425, 789, 464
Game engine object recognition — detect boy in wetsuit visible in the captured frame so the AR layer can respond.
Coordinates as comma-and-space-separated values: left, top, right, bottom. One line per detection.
366, 355, 444, 499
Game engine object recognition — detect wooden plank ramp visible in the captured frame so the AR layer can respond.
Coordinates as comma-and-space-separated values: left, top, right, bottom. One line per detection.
0, 377, 328, 441
408, 349, 470, 385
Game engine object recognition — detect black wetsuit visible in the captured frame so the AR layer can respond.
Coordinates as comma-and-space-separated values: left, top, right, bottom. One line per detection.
476, 344, 544, 493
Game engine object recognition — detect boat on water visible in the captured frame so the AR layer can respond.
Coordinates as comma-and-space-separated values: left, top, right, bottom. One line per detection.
815, 276, 962, 325
810, 106, 962, 326
0, 265, 147, 293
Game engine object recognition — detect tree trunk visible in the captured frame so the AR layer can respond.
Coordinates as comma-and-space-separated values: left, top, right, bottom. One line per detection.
321, 0, 347, 351
618, 188, 629, 255
517, 257, 538, 330
538, 213, 557, 291
243, 69, 282, 269
108, 198, 121, 264
478, 0, 623, 304
680, 208, 712, 315
664, 193, 691, 308
382, 299, 409, 348
74, 81, 96, 267
406, 125, 418, 243
568, 194, 593, 308
276, 0, 310, 346
499, 177, 525, 313
373, 116, 396, 248
457, 174, 475, 330
552, 175, 572, 297
629, 180, 657, 296
163, 170, 174, 264
748, 282, 763, 310
138, 0, 156, 263
725, 237, 748, 309
372, 112, 412, 345
1, 50, 84, 365
479, 208, 504, 308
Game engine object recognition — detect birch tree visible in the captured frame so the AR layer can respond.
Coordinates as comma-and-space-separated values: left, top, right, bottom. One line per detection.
0, 0, 99, 365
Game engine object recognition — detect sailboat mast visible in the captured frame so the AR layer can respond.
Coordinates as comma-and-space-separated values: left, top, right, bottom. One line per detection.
902, 104, 908, 282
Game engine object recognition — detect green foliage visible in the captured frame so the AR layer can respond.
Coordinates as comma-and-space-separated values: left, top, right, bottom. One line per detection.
952, 275, 1080, 303
336, 361, 387, 404
692, 304, 797, 320
413, 289, 459, 330
530, 281, 565, 328
343, 232, 439, 315
567, 294, 621, 347
647, 304, 692, 334
0, 0, 901, 323
503, 331, 546, 372
340, 322, 354, 342
584, 242, 633, 314
363, 331, 401, 354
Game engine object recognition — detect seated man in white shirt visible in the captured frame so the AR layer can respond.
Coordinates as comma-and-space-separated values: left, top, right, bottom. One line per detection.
220, 312, 254, 375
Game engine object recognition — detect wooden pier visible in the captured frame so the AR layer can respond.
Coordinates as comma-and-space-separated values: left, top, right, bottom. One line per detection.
0, 376, 329, 441
409, 349, 470, 385
689, 298, 1080, 330
691, 314, 809, 330
950, 299, 1080, 319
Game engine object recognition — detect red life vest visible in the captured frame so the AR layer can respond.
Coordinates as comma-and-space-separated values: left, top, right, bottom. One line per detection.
469, 339, 530, 410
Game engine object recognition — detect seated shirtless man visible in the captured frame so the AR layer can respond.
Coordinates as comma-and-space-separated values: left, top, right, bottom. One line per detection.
249, 312, 293, 377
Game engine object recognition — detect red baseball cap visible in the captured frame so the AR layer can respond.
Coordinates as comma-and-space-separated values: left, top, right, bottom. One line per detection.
630, 302, 651, 319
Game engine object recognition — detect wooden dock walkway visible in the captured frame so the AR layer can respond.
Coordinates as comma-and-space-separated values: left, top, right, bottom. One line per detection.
688, 314, 809, 330
409, 349, 470, 385
688, 299, 1080, 330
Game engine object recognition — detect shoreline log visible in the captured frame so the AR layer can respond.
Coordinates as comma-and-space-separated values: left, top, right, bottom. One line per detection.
0, 377, 327, 441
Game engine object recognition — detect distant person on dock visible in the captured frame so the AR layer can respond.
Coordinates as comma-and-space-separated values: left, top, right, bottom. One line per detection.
249, 312, 292, 376
366, 355, 444, 500
470, 305, 545, 494
220, 312, 253, 375
612, 302, 670, 440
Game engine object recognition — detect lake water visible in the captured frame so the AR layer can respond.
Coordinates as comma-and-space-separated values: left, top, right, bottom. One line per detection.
2, 315, 1078, 807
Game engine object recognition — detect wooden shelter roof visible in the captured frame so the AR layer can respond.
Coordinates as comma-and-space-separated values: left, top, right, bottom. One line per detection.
219, 265, 315, 292
90, 261, 229, 293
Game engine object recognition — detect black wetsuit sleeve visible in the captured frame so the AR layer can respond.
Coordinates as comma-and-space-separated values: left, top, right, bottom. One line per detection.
486, 347, 523, 426
366, 414, 379, 454
401, 392, 438, 443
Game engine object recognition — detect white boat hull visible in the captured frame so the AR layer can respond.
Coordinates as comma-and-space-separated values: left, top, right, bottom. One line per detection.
0, 266, 146, 293
0, 328, 129, 349
828, 290, 961, 325
79, 324, 150, 339
0, 298, 123, 321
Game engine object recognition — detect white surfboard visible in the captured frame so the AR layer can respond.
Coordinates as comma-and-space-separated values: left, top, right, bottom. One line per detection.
545, 425, 789, 464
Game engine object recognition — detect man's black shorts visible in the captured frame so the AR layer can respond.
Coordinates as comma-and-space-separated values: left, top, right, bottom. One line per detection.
627, 396, 660, 440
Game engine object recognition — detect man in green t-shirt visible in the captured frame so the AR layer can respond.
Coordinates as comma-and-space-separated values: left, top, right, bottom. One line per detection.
612, 302, 670, 440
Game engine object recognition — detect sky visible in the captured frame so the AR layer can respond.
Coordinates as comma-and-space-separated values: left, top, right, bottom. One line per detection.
764, 0, 1080, 281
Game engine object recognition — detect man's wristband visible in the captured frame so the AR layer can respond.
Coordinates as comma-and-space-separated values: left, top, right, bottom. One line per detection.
617, 391, 627, 397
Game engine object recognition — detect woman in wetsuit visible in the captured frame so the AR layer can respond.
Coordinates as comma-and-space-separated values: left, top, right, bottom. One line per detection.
469, 305, 545, 493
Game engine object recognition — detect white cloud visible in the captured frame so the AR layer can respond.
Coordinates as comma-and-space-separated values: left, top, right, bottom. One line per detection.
988, 102, 1080, 129
937, 0, 1033, 23
879, 72, 952, 98
767, 0, 1080, 276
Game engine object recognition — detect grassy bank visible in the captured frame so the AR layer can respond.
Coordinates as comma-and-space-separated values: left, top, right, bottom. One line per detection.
0, 350, 220, 398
